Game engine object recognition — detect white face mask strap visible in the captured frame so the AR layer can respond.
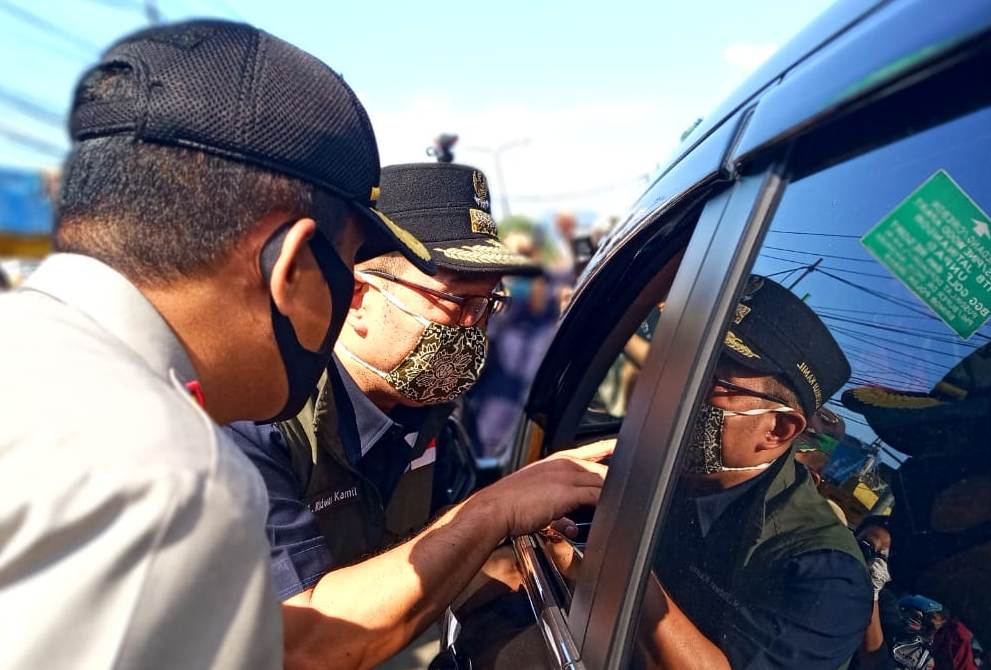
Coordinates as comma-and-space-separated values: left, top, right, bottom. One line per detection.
722, 406, 796, 417
719, 462, 774, 472
716, 405, 794, 472
356, 271, 431, 328
336, 342, 390, 378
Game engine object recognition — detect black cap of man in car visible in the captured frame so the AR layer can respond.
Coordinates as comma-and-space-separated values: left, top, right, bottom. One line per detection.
225, 164, 614, 669
643, 275, 873, 670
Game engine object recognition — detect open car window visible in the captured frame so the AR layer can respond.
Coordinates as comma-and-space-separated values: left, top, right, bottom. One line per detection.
635, 103, 991, 669
584, 305, 663, 428
538, 234, 692, 611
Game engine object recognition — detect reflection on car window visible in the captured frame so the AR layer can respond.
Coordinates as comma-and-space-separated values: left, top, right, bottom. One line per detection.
638, 106, 991, 670
589, 305, 663, 421
547, 256, 683, 599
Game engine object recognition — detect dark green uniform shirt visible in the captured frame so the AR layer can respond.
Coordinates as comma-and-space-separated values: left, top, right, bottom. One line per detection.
653, 451, 873, 669
227, 357, 449, 599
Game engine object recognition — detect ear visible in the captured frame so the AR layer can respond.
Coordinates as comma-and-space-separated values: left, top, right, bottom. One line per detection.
269, 218, 317, 316
344, 273, 371, 338
763, 411, 807, 450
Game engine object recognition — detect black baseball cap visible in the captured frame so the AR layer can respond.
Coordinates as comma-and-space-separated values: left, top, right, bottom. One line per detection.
722, 275, 850, 416
376, 163, 540, 276
67, 19, 434, 274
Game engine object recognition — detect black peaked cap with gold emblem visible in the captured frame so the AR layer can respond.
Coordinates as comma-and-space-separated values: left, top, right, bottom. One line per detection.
376, 163, 540, 276
723, 275, 850, 417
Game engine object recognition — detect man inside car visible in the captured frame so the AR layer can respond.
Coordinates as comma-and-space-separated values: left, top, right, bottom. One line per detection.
641, 275, 873, 670
225, 163, 605, 669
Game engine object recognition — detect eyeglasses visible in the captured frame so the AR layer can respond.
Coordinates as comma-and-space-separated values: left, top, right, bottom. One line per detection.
359, 269, 511, 327
711, 376, 790, 407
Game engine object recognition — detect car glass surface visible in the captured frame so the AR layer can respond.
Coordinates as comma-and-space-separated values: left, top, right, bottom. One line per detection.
635, 103, 991, 670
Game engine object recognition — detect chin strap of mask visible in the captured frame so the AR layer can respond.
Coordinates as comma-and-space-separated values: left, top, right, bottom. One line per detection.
257, 223, 354, 423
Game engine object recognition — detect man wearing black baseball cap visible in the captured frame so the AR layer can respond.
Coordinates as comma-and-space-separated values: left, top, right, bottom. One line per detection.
0, 21, 601, 670
226, 164, 616, 668
640, 275, 873, 669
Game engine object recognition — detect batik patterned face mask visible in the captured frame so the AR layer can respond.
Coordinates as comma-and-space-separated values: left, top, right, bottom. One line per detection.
338, 278, 488, 405
683, 402, 796, 474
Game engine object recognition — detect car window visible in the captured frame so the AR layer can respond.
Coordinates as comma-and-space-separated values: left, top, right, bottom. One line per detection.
635, 105, 991, 669
571, 241, 688, 443
538, 241, 688, 600
585, 304, 663, 425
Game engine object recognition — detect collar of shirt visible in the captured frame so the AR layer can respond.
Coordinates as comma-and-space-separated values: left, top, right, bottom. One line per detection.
21, 254, 198, 384
332, 355, 427, 466
689, 472, 767, 538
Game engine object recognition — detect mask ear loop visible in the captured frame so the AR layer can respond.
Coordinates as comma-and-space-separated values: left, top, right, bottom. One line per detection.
260, 223, 292, 287
717, 405, 797, 472
255, 220, 354, 424
722, 406, 796, 417
356, 270, 432, 328
336, 342, 392, 378
337, 272, 434, 380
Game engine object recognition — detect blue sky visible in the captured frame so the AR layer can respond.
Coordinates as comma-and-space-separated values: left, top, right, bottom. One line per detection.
0, 0, 833, 222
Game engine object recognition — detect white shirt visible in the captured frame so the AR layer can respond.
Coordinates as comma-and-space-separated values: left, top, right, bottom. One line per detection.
0, 254, 281, 669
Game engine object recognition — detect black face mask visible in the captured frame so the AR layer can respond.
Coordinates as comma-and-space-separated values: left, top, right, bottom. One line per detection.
257, 223, 354, 423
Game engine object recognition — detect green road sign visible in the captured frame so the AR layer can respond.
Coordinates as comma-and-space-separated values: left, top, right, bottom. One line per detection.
862, 170, 991, 340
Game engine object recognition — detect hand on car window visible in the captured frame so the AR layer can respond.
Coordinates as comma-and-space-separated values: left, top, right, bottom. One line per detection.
475, 440, 612, 539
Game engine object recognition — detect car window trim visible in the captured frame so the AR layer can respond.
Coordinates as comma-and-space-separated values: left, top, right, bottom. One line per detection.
570, 166, 787, 669
514, 535, 584, 670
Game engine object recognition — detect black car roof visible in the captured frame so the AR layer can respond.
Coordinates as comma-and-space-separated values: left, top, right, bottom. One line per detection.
666, 0, 887, 183
528, 0, 991, 439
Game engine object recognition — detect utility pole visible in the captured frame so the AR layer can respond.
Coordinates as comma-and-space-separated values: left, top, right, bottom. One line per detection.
465, 138, 529, 220
787, 258, 822, 290
144, 0, 160, 24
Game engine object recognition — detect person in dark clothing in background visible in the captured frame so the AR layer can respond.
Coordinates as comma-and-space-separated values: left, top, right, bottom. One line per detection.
852, 515, 899, 670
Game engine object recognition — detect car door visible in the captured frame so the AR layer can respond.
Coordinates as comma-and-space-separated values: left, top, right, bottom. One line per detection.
573, 7, 991, 670
436, 102, 752, 668
441, 3, 991, 669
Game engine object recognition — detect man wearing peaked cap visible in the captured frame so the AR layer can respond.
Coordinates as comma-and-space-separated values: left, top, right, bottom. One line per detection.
225, 163, 614, 668
0, 19, 459, 669
642, 275, 874, 669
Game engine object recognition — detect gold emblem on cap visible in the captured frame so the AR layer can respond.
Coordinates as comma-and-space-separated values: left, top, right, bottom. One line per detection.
438, 239, 533, 265
469, 208, 498, 237
472, 171, 490, 211
733, 303, 751, 325
852, 386, 942, 410
370, 186, 380, 203
724, 331, 760, 359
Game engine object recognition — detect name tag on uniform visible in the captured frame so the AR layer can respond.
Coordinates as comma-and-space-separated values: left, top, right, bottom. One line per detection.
408, 438, 437, 472
308, 486, 360, 513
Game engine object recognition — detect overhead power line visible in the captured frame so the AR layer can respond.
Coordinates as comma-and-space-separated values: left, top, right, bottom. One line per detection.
767, 229, 862, 239
0, 86, 65, 128
819, 312, 981, 348
809, 304, 941, 323
762, 245, 876, 264
0, 121, 66, 158
0, 0, 101, 56
758, 254, 897, 280
814, 269, 937, 319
